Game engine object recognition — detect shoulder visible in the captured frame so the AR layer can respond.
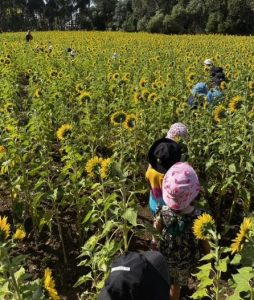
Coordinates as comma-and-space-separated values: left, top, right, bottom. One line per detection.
146, 168, 164, 180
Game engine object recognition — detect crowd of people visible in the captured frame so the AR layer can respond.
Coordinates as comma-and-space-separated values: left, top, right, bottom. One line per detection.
98, 59, 224, 300
99, 121, 211, 300
188, 59, 226, 108
23, 32, 216, 298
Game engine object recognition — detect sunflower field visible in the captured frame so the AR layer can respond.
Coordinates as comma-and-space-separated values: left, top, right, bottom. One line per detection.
0, 31, 254, 299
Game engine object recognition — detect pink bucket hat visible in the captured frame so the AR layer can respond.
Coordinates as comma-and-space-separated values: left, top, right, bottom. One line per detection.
166, 123, 188, 140
162, 162, 200, 211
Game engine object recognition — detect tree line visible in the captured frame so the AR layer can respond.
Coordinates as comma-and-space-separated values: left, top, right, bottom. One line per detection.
1, 0, 254, 34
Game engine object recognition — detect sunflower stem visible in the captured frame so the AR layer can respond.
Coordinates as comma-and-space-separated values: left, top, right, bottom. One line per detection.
6, 252, 22, 300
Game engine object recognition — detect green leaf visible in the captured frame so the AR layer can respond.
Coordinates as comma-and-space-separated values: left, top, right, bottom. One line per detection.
228, 163, 236, 173
230, 254, 241, 265
122, 207, 137, 226
14, 267, 25, 282
73, 272, 93, 288
215, 257, 229, 272
101, 221, 114, 238
200, 252, 215, 261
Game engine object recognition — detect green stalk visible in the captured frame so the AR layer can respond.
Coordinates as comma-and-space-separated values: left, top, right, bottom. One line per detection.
121, 181, 128, 251
52, 198, 68, 265
6, 253, 21, 300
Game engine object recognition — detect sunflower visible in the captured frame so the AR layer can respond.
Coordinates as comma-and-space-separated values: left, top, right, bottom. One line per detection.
50, 70, 58, 77
193, 213, 215, 240
228, 96, 242, 113
122, 73, 130, 82
247, 106, 254, 118
0, 216, 11, 241
225, 64, 230, 70
109, 85, 117, 94
123, 114, 137, 131
213, 104, 226, 123
169, 96, 178, 102
44, 268, 60, 300
248, 81, 254, 90
78, 92, 91, 103
230, 217, 253, 254
56, 124, 73, 140
75, 83, 83, 94
141, 89, 150, 101
148, 92, 157, 101
220, 81, 227, 90
0, 145, 6, 153
100, 158, 111, 179
187, 66, 195, 73
110, 111, 127, 126
112, 73, 120, 80
13, 229, 26, 240
166, 73, 172, 80
52, 92, 61, 99
107, 73, 112, 81
151, 82, 158, 89
187, 72, 196, 81
86, 156, 110, 179
139, 78, 148, 89
34, 89, 42, 98
133, 92, 142, 103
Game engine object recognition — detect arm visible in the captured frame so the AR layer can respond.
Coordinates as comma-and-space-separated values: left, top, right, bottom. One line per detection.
154, 218, 163, 233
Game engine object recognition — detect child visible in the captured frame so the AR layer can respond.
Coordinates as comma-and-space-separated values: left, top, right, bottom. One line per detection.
166, 122, 188, 162
146, 138, 181, 248
25, 30, 33, 42
155, 162, 210, 300
146, 138, 182, 215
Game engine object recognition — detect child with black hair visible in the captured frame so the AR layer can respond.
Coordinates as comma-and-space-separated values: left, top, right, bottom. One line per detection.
146, 138, 181, 249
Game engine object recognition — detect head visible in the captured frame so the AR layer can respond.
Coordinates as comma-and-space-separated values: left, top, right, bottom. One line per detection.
148, 138, 181, 174
98, 251, 170, 300
162, 162, 200, 211
204, 58, 213, 68
166, 123, 188, 141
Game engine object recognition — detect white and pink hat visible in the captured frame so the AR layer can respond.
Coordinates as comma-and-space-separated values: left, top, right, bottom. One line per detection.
162, 162, 200, 211
166, 123, 188, 140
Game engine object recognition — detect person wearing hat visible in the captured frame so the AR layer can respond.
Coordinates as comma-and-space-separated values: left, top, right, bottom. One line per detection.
98, 251, 170, 300
188, 82, 209, 108
155, 162, 210, 300
166, 123, 189, 162
145, 138, 181, 249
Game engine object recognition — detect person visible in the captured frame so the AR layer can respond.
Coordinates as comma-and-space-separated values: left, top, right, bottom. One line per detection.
146, 138, 181, 249
203, 58, 226, 85
206, 87, 224, 106
98, 251, 170, 300
155, 162, 210, 300
25, 30, 33, 42
166, 123, 188, 161
188, 82, 208, 108
166, 122, 188, 142
70, 49, 76, 58
146, 138, 182, 216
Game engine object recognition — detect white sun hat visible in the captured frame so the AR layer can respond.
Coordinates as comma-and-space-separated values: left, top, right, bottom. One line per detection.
204, 58, 213, 66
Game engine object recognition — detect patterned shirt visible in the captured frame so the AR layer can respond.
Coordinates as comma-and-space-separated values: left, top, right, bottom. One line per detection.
159, 206, 202, 285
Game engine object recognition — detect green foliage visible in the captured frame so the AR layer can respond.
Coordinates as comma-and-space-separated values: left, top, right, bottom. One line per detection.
0, 241, 46, 300
1, 0, 254, 33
